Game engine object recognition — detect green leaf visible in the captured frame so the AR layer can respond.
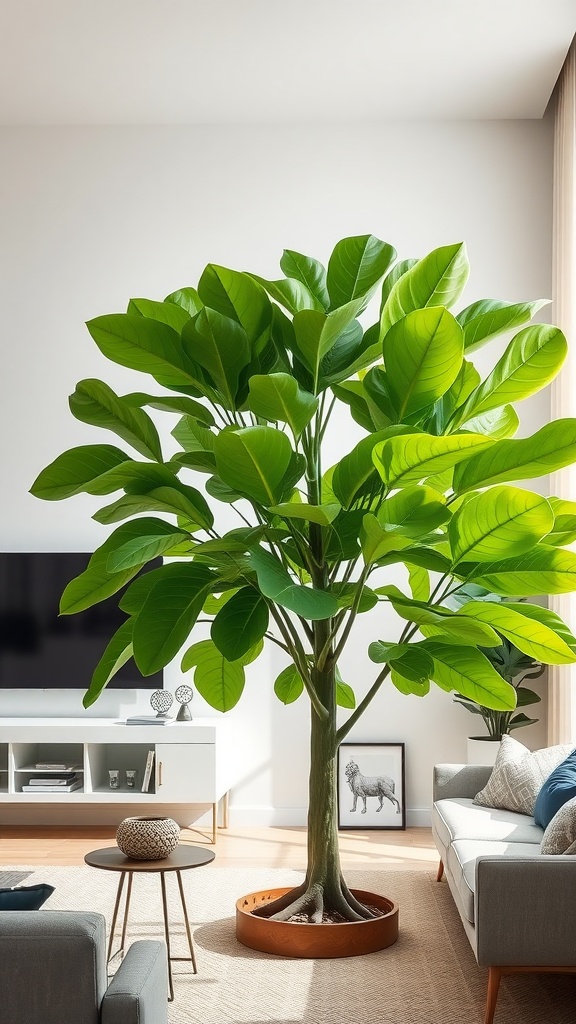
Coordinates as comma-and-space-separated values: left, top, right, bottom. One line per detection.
60, 521, 164, 614
459, 405, 519, 440
453, 419, 576, 492
164, 287, 203, 317
132, 563, 216, 674
83, 618, 135, 708
211, 587, 269, 661
86, 313, 200, 389
408, 565, 430, 601
377, 485, 450, 537
336, 677, 356, 709
391, 670, 430, 697
69, 379, 163, 463
248, 546, 339, 620
269, 502, 341, 526
181, 308, 250, 409
331, 583, 378, 612
172, 415, 215, 454
456, 298, 550, 353
451, 325, 567, 428
375, 587, 499, 646
292, 302, 364, 389
546, 498, 576, 546
384, 306, 463, 418
247, 373, 318, 437
274, 664, 305, 704
457, 601, 576, 665
30, 445, 131, 501
190, 640, 246, 712
332, 426, 414, 508
123, 392, 214, 425
422, 642, 517, 710
389, 648, 434, 684
94, 484, 212, 531
280, 249, 330, 308
373, 432, 494, 488
368, 640, 412, 664
449, 486, 554, 564
466, 546, 576, 596
331, 380, 381, 432
197, 264, 272, 346
214, 426, 294, 506
127, 297, 191, 332
106, 519, 191, 572
380, 242, 469, 336
326, 234, 396, 308
360, 514, 412, 564
249, 274, 323, 316
380, 259, 418, 310
505, 601, 576, 648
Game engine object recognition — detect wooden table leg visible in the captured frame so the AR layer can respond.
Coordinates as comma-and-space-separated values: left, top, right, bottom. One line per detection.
212, 802, 217, 844
107, 871, 126, 963
160, 872, 174, 1002
176, 869, 197, 974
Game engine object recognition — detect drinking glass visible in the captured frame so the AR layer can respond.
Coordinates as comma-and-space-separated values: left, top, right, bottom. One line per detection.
108, 769, 120, 789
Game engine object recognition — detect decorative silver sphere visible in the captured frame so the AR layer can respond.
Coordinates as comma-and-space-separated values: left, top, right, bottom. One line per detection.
150, 689, 174, 718
175, 684, 193, 722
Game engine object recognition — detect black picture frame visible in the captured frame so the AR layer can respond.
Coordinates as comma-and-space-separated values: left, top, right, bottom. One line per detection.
337, 742, 406, 830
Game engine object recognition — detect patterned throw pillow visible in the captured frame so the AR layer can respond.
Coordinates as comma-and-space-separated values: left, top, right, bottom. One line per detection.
473, 735, 572, 815
541, 796, 576, 855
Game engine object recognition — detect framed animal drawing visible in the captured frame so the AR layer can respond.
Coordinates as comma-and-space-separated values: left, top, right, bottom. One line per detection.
337, 742, 406, 830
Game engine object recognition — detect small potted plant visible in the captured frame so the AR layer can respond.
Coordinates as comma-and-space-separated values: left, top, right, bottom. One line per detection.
451, 588, 544, 762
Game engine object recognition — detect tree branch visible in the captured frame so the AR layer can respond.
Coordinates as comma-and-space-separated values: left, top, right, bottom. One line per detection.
336, 664, 391, 744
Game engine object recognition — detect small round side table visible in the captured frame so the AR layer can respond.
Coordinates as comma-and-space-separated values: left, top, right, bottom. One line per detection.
85, 845, 215, 1001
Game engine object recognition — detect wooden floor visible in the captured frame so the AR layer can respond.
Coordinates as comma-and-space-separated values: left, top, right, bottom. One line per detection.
0, 825, 437, 870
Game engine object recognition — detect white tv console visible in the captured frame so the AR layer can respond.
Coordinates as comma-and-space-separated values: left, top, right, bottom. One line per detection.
0, 717, 235, 840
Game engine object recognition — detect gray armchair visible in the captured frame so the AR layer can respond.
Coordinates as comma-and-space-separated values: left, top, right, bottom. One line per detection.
0, 911, 168, 1024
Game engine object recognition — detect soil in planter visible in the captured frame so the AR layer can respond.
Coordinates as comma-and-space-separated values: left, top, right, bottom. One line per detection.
286, 903, 384, 924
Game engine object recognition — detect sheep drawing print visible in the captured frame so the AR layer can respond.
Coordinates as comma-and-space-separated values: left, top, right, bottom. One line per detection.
338, 743, 406, 830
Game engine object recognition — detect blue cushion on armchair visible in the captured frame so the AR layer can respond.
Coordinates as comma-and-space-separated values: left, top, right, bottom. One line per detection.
0, 884, 54, 910
534, 748, 576, 829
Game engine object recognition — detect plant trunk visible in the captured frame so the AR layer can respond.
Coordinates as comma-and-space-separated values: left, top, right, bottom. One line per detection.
253, 616, 377, 923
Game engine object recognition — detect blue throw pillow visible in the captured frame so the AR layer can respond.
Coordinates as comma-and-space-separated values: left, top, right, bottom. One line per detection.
534, 748, 576, 829
0, 884, 54, 910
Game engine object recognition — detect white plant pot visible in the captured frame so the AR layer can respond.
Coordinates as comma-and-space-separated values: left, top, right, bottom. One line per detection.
467, 737, 501, 766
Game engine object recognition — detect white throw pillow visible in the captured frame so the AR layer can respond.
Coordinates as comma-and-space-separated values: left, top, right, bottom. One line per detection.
541, 796, 576, 855
473, 735, 572, 815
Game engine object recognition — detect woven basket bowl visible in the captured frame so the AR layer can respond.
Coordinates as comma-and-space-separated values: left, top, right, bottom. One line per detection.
116, 816, 180, 860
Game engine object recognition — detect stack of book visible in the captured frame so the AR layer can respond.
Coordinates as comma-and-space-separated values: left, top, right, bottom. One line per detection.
125, 715, 174, 726
22, 763, 82, 793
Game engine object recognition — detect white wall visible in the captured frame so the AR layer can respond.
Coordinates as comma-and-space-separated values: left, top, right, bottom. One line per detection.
0, 120, 554, 825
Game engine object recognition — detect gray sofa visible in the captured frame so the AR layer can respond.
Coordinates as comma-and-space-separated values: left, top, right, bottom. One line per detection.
0, 910, 168, 1024
433, 763, 576, 1024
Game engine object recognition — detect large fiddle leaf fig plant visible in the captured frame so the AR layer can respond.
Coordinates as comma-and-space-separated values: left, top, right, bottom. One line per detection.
32, 235, 576, 923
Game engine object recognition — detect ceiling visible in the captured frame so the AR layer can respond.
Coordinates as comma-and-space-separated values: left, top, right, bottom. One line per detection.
0, 0, 574, 125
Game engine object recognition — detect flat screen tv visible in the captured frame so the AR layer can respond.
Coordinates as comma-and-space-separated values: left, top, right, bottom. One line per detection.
0, 553, 162, 690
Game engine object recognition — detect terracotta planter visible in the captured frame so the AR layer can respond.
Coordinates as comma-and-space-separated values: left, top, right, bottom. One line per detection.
236, 887, 398, 958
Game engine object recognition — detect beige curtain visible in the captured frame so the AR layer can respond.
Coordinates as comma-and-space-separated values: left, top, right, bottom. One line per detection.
548, 37, 576, 745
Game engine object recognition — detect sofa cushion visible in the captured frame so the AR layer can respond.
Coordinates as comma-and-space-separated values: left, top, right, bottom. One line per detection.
433, 797, 544, 850
447, 839, 543, 924
473, 735, 572, 815
534, 748, 576, 828
541, 795, 576, 855
0, 884, 54, 910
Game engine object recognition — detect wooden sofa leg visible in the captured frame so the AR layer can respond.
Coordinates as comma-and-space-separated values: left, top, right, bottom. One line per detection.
436, 859, 444, 881
484, 967, 502, 1024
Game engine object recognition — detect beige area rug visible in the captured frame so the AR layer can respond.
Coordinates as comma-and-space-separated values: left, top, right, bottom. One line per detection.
4, 863, 575, 1024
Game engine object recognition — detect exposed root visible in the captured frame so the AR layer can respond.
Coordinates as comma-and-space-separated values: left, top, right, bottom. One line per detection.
251, 880, 381, 923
